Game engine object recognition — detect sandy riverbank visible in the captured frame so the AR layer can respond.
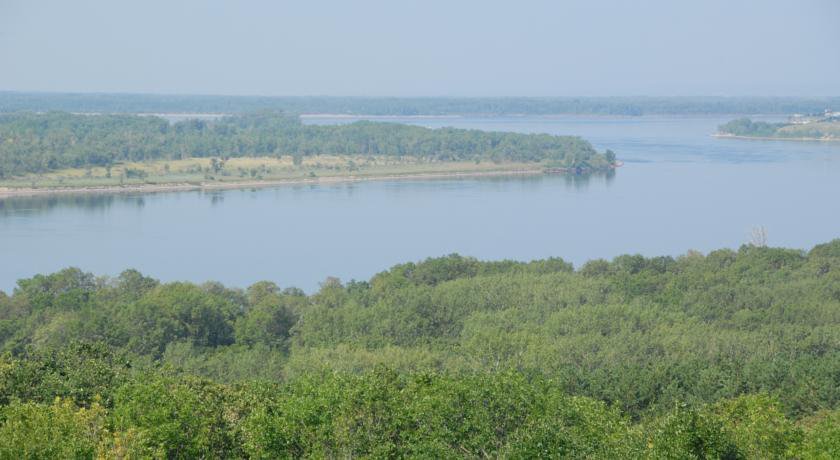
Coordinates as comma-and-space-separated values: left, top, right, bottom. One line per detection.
0, 168, 547, 199
712, 133, 840, 142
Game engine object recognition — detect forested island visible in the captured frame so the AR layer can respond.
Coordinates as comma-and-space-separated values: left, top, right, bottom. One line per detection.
717, 117, 840, 141
0, 112, 615, 193
3, 92, 840, 116
1, 240, 839, 457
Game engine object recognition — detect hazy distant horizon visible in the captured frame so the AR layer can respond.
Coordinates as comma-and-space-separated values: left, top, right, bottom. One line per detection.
3, 91, 840, 99
2, 0, 838, 97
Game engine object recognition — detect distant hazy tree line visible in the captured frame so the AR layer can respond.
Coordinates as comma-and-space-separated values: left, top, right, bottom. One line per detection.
1, 240, 839, 456
0, 111, 609, 178
1, 92, 839, 116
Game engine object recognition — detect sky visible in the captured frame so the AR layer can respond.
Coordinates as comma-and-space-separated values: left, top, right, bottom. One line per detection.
1, 0, 838, 97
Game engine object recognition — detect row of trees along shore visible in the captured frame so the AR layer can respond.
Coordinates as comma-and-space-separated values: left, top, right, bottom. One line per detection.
0, 111, 613, 179
1, 239, 839, 457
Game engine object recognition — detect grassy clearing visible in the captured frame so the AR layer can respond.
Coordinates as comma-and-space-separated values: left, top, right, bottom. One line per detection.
776, 121, 840, 139
0, 155, 540, 189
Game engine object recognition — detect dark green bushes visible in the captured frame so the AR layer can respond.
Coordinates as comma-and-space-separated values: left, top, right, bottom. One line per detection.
0, 356, 836, 458
1, 242, 840, 456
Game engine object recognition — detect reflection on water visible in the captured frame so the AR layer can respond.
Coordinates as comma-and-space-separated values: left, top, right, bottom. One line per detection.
0, 194, 118, 217
558, 170, 616, 189
1, 115, 839, 293
208, 192, 225, 206
0, 193, 152, 217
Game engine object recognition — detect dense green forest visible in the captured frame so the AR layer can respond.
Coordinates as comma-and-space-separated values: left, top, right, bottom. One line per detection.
718, 117, 840, 140
1, 240, 839, 457
2, 92, 839, 116
0, 112, 609, 179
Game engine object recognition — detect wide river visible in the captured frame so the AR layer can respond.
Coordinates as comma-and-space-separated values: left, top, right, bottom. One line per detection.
1, 115, 839, 293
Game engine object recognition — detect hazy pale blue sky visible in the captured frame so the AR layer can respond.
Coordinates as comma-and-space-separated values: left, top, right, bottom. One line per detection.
1, 0, 838, 96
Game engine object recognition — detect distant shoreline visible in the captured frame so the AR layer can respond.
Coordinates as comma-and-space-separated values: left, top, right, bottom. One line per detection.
300, 114, 464, 119
712, 133, 840, 142
0, 168, 548, 199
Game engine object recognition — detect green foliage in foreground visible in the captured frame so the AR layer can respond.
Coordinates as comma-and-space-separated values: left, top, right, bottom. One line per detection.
0, 349, 835, 459
0, 111, 609, 178
1, 241, 840, 456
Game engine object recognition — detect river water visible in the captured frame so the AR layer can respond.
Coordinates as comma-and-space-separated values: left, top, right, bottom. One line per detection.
1, 115, 838, 292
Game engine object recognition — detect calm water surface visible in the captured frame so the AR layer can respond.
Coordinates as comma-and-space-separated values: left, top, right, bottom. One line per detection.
1, 115, 839, 292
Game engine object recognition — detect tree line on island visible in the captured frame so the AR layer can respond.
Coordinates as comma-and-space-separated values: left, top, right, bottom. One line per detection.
0, 111, 614, 179
1, 240, 839, 457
